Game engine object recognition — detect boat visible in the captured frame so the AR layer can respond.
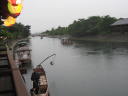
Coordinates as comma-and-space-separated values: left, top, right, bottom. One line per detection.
30, 54, 56, 96
31, 65, 49, 96
16, 46, 31, 64
13, 40, 31, 67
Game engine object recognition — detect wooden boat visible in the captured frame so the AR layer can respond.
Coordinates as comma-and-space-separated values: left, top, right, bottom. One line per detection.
14, 40, 31, 66
31, 65, 49, 96
16, 46, 31, 64
30, 54, 56, 96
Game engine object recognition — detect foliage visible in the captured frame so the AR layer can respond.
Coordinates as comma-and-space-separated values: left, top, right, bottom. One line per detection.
44, 26, 68, 35
0, 23, 31, 41
43, 15, 117, 37
0, 26, 12, 39
7, 23, 31, 39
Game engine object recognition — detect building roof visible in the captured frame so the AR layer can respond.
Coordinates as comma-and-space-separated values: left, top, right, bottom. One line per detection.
111, 18, 128, 26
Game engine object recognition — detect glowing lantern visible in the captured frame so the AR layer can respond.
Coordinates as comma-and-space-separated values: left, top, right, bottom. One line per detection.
16, 0, 22, 4
1, 0, 24, 27
8, 2, 22, 17
4, 16, 16, 27
8, 0, 16, 5
8, 0, 23, 5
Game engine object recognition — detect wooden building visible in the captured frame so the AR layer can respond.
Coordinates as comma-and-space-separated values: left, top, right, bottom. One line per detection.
111, 18, 128, 34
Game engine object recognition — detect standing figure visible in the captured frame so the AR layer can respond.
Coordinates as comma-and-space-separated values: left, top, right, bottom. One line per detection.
31, 69, 40, 94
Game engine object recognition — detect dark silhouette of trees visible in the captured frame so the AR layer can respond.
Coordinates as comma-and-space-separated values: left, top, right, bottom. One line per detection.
0, 23, 31, 40
7, 23, 31, 39
43, 15, 117, 37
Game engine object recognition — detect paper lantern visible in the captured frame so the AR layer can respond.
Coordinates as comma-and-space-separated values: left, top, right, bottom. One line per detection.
8, 0, 22, 5
16, 0, 22, 4
4, 16, 16, 27
1, 0, 24, 27
8, 2, 22, 17
8, 0, 16, 5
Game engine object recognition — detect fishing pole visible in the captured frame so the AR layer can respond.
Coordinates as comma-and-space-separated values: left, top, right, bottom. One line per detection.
38, 54, 56, 66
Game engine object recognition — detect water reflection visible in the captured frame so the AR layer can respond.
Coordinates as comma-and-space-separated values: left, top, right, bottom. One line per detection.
61, 38, 73, 46
26, 37, 128, 96
73, 40, 128, 56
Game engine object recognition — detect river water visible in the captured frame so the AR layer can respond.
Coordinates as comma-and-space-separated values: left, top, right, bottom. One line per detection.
25, 37, 128, 96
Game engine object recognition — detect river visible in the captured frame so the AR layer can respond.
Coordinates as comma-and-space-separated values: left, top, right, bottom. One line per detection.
24, 36, 128, 96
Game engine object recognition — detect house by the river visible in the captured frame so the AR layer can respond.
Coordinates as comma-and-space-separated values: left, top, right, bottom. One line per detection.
111, 18, 128, 34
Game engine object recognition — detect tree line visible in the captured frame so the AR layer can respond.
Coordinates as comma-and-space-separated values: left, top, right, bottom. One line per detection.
43, 15, 117, 37
0, 23, 31, 40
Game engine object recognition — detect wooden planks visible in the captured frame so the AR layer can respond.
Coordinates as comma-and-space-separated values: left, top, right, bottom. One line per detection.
0, 44, 16, 96
7, 48, 30, 96
0, 44, 30, 96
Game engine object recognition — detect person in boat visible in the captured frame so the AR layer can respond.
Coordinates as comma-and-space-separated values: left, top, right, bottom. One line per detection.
31, 69, 40, 94
31, 69, 40, 82
31, 81, 39, 94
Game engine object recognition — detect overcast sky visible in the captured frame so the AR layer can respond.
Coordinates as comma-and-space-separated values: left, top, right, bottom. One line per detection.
17, 0, 128, 33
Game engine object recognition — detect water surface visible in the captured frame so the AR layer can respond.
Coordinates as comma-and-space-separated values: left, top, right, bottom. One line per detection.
25, 37, 128, 96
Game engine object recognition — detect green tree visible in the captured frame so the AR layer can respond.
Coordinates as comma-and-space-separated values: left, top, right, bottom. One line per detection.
7, 23, 31, 39
42, 15, 117, 37
0, 23, 31, 41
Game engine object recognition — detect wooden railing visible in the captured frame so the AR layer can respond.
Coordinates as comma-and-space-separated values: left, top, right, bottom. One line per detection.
7, 48, 30, 96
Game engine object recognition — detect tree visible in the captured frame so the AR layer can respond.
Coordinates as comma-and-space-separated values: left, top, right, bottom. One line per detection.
0, 23, 31, 41
42, 15, 117, 37
7, 23, 31, 38
0, 26, 12, 40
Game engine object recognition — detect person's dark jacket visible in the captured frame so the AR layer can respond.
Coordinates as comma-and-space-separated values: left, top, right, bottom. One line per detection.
31, 72, 40, 82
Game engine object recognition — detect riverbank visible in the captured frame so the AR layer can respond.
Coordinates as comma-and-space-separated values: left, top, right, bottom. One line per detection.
49, 34, 128, 43
44, 34, 128, 43
70, 34, 128, 43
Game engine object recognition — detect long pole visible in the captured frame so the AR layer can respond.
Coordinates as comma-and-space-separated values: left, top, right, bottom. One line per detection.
38, 54, 56, 66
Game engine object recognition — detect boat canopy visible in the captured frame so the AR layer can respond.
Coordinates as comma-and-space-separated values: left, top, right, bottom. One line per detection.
16, 46, 31, 52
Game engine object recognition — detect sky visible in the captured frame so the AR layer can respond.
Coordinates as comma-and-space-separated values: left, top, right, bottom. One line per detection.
17, 0, 128, 33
